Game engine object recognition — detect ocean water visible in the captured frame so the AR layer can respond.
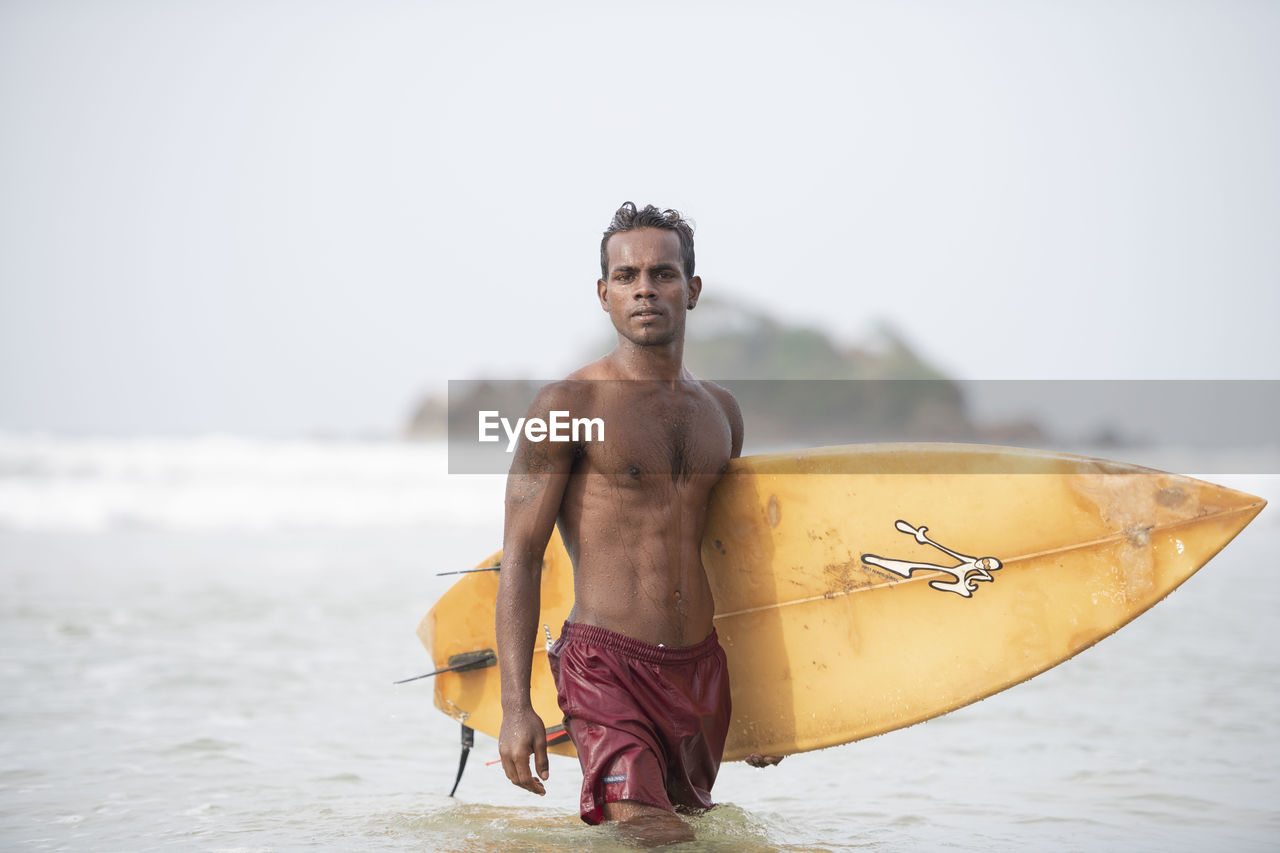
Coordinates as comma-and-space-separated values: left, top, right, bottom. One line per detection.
1, 434, 1277, 852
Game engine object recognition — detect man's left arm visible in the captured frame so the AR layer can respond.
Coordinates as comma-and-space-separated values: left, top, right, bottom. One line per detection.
710, 382, 784, 768
708, 382, 744, 459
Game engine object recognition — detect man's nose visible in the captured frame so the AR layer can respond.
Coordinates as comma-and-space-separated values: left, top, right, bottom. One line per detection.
633, 274, 658, 297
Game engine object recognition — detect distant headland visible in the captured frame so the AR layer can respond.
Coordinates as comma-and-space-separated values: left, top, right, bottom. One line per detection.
405, 299, 1045, 451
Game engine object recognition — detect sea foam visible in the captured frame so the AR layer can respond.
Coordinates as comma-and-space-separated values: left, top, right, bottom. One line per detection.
0, 433, 502, 532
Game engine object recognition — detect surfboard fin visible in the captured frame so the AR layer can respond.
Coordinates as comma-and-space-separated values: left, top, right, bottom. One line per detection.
436, 565, 501, 576
448, 724, 474, 797
393, 649, 497, 684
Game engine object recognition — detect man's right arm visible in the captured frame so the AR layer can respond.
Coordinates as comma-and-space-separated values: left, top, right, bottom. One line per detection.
495, 383, 578, 796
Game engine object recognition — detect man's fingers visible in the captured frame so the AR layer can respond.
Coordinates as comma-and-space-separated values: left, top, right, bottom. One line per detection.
498, 713, 549, 795
514, 753, 546, 795
499, 752, 521, 787
513, 761, 546, 795
499, 741, 547, 795
534, 735, 550, 781
745, 752, 785, 767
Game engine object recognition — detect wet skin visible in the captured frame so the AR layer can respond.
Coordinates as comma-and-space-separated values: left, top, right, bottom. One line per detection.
494, 228, 773, 834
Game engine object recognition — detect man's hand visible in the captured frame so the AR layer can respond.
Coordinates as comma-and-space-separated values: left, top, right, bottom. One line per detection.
498, 707, 550, 795
744, 753, 784, 767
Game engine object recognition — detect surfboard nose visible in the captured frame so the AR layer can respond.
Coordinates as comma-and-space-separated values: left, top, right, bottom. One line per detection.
1182, 478, 1266, 562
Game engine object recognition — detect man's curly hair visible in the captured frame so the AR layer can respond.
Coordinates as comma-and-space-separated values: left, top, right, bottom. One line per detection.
600, 202, 696, 279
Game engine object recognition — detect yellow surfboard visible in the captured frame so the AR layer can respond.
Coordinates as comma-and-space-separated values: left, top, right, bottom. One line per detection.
416, 443, 1265, 761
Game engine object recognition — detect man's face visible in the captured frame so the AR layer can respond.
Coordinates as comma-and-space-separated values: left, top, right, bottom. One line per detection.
597, 228, 701, 348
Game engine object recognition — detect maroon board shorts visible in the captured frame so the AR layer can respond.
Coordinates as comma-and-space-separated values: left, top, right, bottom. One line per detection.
547, 621, 732, 825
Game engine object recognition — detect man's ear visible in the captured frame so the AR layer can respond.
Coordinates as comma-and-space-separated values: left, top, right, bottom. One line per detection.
686, 276, 703, 309
597, 278, 609, 311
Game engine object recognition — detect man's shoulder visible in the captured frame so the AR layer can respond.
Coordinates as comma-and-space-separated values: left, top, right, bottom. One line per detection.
694, 379, 744, 457
697, 379, 741, 413
563, 356, 615, 383
523, 362, 609, 415
526, 377, 592, 413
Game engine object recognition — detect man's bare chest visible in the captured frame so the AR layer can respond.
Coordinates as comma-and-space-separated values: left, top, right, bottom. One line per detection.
586, 391, 732, 481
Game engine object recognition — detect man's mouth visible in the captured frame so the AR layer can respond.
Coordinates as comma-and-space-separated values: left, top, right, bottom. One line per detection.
632, 309, 663, 318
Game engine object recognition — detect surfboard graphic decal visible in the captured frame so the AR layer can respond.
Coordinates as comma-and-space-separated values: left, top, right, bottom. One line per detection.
861, 520, 1002, 598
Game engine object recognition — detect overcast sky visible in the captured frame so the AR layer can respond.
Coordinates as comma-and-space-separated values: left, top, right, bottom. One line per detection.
2, 0, 1276, 436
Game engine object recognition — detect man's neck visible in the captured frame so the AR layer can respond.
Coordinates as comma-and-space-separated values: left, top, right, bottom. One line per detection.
609, 338, 688, 383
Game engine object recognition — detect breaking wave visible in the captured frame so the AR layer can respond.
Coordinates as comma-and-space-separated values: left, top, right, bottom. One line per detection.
0, 433, 502, 532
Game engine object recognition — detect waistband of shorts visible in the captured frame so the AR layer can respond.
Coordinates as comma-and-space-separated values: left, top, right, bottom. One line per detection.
557, 621, 721, 665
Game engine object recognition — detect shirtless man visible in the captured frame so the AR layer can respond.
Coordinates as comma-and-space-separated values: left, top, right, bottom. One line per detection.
495, 202, 776, 842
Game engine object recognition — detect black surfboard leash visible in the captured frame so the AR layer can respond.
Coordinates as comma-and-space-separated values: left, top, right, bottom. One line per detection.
449, 724, 474, 797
